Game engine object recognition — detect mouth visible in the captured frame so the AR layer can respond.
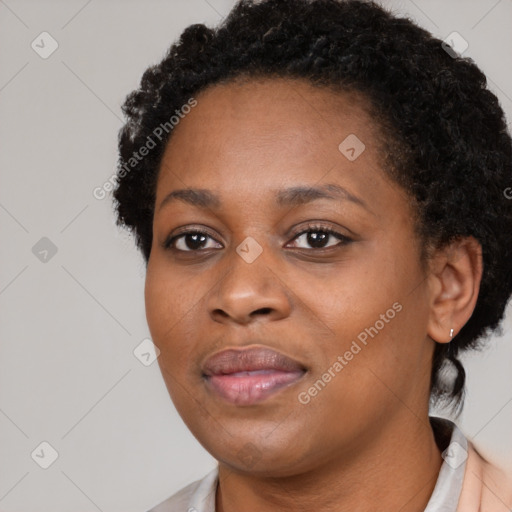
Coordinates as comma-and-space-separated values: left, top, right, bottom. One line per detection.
202, 346, 307, 406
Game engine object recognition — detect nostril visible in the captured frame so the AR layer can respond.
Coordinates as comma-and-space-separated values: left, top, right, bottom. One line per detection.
253, 307, 272, 316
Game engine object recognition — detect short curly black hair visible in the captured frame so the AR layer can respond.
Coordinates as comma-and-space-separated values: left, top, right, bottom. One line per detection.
113, 0, 512, 411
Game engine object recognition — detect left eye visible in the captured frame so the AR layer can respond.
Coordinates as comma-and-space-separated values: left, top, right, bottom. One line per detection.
288, 227, 350, 250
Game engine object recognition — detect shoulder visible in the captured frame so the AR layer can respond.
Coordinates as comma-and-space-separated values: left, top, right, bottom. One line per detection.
146, 479, 198, 512
458, 440, 512, 512
146, 467, 219, 512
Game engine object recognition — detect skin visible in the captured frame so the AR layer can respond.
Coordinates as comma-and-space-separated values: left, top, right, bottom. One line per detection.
145, 77, 482, 512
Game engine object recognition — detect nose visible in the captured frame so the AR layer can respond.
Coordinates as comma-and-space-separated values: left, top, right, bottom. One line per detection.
207, 241, 292, 325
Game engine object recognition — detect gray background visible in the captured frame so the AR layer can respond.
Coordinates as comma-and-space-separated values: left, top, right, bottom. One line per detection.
0, 0, 511, 510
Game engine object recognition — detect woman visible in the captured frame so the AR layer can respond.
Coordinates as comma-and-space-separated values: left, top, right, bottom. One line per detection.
113, 0, 512, 510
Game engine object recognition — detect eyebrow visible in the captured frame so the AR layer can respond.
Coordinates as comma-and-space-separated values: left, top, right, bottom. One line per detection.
157, 183, 370, 213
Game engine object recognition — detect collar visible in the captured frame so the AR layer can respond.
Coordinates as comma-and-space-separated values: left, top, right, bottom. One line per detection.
424, 416, 468, 511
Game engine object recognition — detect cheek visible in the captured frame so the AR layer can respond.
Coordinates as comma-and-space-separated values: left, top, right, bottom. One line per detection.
310, 238, 427, 392
144, 259, 192, 367
144, 263, 170, 341
309, 245, 401, 333
145, 254, 197, 334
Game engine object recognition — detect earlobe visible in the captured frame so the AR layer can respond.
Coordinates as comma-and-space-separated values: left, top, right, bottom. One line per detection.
426, 236, 483, 344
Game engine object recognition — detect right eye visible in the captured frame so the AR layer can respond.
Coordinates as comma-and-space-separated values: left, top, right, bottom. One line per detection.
164, 229, 223, 252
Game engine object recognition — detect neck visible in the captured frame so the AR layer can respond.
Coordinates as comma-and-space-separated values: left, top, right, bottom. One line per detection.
215, 415, 443, 512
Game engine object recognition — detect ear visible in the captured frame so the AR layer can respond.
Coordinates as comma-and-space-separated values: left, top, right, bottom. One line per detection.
426, 236, 483, 343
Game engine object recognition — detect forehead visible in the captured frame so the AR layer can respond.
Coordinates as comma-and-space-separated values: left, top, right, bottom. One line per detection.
155, 77, 393, 211
165, 77, 379, 151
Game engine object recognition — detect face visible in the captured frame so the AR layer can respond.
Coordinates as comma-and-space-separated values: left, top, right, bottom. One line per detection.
145, 78, 435, 476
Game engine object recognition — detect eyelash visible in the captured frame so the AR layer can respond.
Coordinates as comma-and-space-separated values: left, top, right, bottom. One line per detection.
163, 223, 353, 253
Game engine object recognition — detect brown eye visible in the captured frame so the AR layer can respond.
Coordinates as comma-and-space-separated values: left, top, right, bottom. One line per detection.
165, 229, 222, 252
288, 225, 352, 250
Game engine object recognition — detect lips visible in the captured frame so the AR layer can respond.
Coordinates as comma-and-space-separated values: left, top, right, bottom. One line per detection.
202, 346, 307, 405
